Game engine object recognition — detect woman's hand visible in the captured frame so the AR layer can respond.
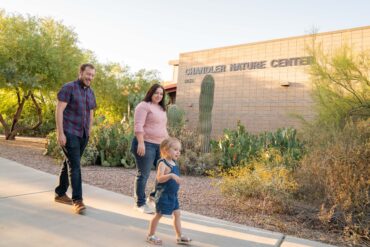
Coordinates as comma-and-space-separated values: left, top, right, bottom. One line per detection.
137, 142, 145, 156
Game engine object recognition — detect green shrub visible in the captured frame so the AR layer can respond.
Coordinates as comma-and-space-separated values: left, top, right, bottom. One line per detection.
213, 122, 305, 170
167, 104, 186, 137
44, 131, 64, 160
44, 123, 135, 168
80, 142, 99, 166
91, 123, 135, 167
213, 123, 260, 169
170, 127, 218, 176
309, 45, 370, 128
178, 150, 220, 176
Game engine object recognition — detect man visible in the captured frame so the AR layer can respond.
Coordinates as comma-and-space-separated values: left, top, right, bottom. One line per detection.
54, 63, 97, 214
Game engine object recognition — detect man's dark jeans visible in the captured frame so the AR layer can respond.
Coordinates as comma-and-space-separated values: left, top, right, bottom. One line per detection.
131, 137, 160, 207
55, 132, 88, 202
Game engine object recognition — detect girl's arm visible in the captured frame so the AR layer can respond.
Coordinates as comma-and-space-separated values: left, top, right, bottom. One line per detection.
156, 162, 173, 183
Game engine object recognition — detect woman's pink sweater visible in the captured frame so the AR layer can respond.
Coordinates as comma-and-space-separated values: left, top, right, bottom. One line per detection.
134, 101, 168, 144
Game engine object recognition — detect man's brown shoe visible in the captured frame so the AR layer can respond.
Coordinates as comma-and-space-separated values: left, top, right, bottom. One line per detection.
55, 194, 73, 205
73, 200, 86, 214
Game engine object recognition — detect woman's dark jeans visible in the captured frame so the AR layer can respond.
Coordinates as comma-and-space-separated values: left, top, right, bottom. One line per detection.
131, 137, 160, 207
55, 132, 88, 202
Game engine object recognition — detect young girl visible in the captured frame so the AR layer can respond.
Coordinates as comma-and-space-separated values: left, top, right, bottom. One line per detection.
146, 137, 192, 245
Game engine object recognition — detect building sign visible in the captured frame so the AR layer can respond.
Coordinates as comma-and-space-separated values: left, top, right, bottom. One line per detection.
185, 56, 313, 77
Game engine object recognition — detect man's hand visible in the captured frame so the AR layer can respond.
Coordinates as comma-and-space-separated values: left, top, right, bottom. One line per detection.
58, 133, 67, 146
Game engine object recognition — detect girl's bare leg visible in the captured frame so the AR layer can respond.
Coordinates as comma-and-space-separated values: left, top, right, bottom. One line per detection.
148, 213, 162, 236
173, 210, 182, 238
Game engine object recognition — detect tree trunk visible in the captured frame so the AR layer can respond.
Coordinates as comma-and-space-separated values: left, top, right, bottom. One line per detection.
5, 132, 17, 140
2, 91, 43, 140
0, 114, 11, 139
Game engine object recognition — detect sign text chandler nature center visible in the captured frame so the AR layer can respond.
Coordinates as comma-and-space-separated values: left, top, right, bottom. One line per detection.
184, 56, 312, 83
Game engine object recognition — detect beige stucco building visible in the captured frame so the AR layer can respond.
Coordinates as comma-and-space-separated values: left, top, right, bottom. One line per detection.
166, 26, 370, 136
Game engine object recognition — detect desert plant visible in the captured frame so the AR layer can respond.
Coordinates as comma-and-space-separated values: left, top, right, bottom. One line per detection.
198, 74, 215, 152
218, 160, 298, 206
214, 122, 305, 170
308, 45, 370, 128
44, 131, 63, 160
167, 104, 186, 136
178, 149, 220, 176
91, 123, 135, 167
296, 119, 369, 243
80, 143, 99, 166
295, 44, 370, 243
214, 123, 260, 169
261, 128, 305, 170
44, 123, 135, 168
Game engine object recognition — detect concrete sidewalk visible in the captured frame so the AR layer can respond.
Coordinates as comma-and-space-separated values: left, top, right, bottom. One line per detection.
0, 157, 335, 247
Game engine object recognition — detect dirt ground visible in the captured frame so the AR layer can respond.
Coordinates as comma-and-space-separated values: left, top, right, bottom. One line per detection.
0, 137, 356, 246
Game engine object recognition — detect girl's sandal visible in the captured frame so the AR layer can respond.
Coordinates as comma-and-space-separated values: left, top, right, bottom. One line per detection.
176, 235, 192, 245
147, 235, 163, 245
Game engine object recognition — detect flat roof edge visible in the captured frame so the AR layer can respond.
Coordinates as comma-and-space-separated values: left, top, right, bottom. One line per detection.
179, 26, 370, 56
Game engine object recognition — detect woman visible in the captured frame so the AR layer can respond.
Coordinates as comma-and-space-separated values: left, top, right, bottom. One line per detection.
131, 83, 168, 214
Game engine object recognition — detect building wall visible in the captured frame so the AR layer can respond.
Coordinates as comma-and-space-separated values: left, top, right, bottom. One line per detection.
175, 26, 370, 136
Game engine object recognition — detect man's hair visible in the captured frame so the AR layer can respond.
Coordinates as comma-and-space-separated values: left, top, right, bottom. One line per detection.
80, 63, 95, 72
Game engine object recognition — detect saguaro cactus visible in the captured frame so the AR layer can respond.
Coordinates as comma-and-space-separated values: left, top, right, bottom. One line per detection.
198, 74, 215, 153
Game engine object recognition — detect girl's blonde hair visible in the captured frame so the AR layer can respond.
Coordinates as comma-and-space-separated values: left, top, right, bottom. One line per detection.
160, 137, 181, 158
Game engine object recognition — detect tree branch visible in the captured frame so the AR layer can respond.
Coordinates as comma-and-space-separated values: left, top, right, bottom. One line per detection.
13, 92, 43, 133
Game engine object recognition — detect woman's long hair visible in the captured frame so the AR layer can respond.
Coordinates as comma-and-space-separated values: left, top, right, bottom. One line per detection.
143, 83, 166, 111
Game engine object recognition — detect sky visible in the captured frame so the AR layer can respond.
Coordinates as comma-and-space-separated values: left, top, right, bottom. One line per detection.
1, 0, 370, 81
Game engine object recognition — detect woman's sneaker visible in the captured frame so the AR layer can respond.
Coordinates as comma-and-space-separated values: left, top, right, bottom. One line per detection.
134, 204, 154, 214
146, 196, 156, 208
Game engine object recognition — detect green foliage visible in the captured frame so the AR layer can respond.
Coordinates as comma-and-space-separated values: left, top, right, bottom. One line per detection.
0, 88, 55, 136
0, 10, 162, 138
198, 74, 215, 152
0, 11, 83, 91
259, 128, 305, 170
122, 69, 161, 118
0, 10, 84, 139
308, 45, 370, 128
90, 122, 135, 167
167, 104, 185, 136
214, 122, 305, 170
214, 123, 260, 169
92, 62, 131, 123
214, 123, 303, 209
167, 126, 218, 176
80, 142, 99, 166
44, 131, 63, 160
178, 150, 220, 176
44, 122, 135, 168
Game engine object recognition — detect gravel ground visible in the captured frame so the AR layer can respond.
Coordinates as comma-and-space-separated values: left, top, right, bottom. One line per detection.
0, 137, 351, 246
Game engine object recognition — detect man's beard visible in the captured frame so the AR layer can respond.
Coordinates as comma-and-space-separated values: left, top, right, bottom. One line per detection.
82, 79, 91, 88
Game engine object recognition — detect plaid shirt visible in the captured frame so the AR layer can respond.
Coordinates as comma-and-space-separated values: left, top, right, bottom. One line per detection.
57, 79, 97, 137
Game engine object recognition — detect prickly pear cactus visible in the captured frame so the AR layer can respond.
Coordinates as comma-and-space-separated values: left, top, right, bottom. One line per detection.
198, 74, 215, 153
